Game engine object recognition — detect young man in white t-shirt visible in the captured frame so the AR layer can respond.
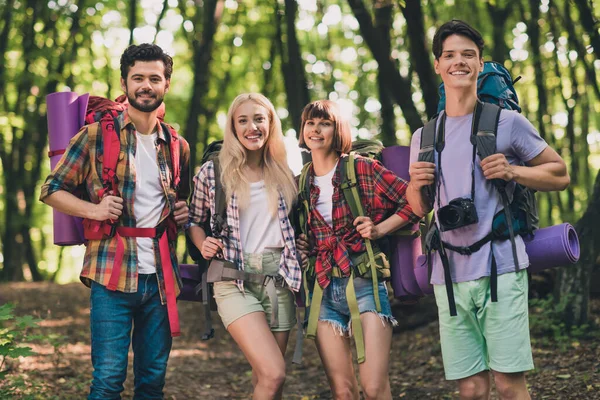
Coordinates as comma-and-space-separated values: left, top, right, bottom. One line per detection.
407, 20, 569, 400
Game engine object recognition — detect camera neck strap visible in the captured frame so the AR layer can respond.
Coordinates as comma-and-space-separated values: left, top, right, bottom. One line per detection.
435, 101, 483, 211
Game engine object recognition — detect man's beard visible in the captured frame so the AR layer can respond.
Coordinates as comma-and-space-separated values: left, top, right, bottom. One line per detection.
127, 89, 164, 113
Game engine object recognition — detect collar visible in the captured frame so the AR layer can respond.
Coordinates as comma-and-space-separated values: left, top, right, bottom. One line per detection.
120, 110, 169, 143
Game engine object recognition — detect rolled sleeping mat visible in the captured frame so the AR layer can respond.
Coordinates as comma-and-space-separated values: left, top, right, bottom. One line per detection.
381, 146, 424, 298
46, 92, 90, 246
178, 263, 203, 302
414, 223, 581, 294
523, 223, 580, 273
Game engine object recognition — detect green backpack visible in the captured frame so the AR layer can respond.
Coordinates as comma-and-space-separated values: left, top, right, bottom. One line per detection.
296, 140, 391, 364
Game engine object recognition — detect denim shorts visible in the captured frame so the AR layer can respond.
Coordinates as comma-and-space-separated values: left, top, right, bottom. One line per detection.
309, 276, 397, 335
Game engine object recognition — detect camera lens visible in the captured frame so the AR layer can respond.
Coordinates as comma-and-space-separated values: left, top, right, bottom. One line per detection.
439, 207, 461, 228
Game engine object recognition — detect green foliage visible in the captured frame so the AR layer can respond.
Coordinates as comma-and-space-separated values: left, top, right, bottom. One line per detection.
0, 303, 40, 397
529, 295, 599, 350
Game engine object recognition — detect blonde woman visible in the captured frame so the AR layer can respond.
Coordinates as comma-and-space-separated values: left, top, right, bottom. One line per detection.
188, 93, 301, 400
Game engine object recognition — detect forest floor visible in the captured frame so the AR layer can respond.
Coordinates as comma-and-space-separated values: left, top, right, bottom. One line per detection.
1, 281, 599, 399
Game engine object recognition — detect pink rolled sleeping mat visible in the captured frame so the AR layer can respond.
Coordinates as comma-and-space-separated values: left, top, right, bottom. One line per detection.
414, 223, 580, 294
46, 92, 89, 245
381, 146, 425, 298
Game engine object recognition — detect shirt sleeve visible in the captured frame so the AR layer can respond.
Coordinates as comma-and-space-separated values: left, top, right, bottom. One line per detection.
39, 126, 91, 202
371, 159, 421, 224
409, 127, 423, 166
188, 161, 213, 226
510, 112, 548, 163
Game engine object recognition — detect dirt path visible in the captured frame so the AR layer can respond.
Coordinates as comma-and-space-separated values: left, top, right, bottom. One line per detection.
1, 282, 599, 399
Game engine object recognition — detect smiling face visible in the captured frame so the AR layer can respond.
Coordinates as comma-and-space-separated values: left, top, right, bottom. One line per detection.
120, 60, 169, 113
434, 34, 483, 92
302, 116, 335, 154
233, 101, 270, 153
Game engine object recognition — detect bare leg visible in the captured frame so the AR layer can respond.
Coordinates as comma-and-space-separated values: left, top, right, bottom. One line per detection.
356, 312, 393, 400
227, 312, 287, 400
457, 371, 491, 400
492, 371, 530, 400
315, 321, 360, 400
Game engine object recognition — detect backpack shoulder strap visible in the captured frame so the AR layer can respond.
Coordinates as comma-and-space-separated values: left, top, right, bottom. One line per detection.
297, 162, 313, 235
473, 102, 501, 161
160, 122, 181, 191
340, 154, 363, 219
418, 116, 439, 207
212, 157, 227, 234
98, 113, 121, 198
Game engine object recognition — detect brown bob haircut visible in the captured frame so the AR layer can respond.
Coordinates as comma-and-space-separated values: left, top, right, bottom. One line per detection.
298, 100, 352, 154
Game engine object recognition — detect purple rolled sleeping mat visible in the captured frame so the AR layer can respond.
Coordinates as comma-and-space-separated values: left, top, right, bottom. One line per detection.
381, 146, 425, 298
46, 92, 90, 246
414, 222, 580, 294
179, 264, 203, 302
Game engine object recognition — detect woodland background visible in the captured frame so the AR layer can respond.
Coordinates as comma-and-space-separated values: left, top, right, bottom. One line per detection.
0, 0, 599, 398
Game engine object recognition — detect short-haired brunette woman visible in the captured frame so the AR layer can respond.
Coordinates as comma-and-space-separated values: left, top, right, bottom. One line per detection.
188, 93, 301, 400
296, 100, 421, 400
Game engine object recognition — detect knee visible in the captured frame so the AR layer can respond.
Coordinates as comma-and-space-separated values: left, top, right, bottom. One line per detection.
458, 378, 489, 400
257, 368, 286, 394
330, 379, 358, 400
494, 374, 527, 400
361, 380, 390, 400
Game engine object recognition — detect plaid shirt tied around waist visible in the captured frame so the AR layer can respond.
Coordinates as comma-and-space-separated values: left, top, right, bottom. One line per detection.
40, 111, 191, 303
307, 155, 420, 289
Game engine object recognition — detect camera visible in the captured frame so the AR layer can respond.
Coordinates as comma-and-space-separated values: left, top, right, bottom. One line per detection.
438, 197, 479, 232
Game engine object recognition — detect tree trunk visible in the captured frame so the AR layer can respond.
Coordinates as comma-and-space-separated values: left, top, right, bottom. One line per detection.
0, 0, 15, 108
524, 0, 549, 142
485, 1, 511, 64
374, 1, 396, 146
347, 0, 422, 133
401, 0, 438, 119
183, 0, 224, 169
572, 0, 600, 61
555, 169, 600, 327
129, 0, 137, 46
153, 0, 169, 44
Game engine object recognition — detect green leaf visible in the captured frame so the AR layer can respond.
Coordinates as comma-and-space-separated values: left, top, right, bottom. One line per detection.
8, 346, 36, 358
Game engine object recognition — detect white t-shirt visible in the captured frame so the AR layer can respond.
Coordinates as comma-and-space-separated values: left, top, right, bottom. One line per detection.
134, 131, 165, 274
239, 180, 284, 254
313, 162, 338, 227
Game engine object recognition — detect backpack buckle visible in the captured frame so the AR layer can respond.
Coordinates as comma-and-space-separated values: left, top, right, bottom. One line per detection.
106, 223, 118, 238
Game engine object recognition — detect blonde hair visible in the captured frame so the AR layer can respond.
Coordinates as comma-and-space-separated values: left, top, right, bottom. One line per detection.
298, 100, 352, 154
219, 93, 297, 214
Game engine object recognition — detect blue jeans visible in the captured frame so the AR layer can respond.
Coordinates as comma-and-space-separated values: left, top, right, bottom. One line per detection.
89, 274, 172, 400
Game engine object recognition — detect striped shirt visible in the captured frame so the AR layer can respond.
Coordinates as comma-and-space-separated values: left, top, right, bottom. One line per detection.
189, 160, 301, 292
39, 111, 191, 302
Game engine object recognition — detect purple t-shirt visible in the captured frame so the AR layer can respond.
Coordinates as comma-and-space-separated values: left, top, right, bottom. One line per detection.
409, 109, 547, 285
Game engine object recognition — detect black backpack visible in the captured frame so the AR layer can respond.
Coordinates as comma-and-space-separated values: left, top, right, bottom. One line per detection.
185, 140, 227, 340
419, 64, 538, 316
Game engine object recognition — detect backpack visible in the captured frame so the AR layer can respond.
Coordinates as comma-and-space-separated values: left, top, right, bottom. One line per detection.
419, 62, 538, 316
297, 139, 414, 363
183, 140, 226, 340
81, 96, 182, 240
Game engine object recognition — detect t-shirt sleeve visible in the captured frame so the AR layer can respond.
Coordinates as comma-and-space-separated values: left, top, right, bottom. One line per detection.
510, 112, 548, 163
409, 128, 423, 166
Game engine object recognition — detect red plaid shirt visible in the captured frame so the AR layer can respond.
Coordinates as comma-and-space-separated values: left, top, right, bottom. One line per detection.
306, 156, 420, 288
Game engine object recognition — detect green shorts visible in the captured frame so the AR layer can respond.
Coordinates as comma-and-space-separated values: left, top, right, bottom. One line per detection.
434, 270, 534, 380
212, 251, 296, 332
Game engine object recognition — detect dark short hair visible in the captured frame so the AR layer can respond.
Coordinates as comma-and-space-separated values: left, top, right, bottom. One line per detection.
432, 20, 484, 60
120, 43, 173, 80
298, 100, 352, 154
